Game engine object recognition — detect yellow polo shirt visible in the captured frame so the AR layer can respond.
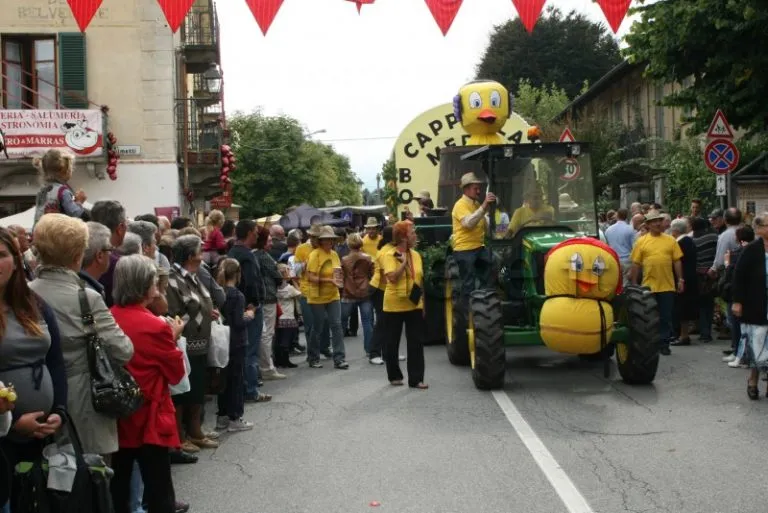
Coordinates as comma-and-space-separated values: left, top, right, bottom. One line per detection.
369, 243, 395, 290
451, 195, 486, 251
382, 249, 424, 312
294, 241, 313, 296
306, 248, 341, 304
630, 233, 683, 293
507, 204, 555, 235
362, 234, 381, 259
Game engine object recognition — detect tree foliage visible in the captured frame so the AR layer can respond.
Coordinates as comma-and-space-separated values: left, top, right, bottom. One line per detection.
476, 7, 622, 100
514, 79, 570, 127
380, 154, 398, 218
625, 0, 768, 136
229, 111, 361, 217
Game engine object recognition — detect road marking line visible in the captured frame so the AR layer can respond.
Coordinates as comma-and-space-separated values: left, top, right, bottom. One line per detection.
492, 391, 595, 513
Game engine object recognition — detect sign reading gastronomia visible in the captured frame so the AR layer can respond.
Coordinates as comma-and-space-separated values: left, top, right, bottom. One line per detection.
0, 109, 104, 159
393, 103, 531, 213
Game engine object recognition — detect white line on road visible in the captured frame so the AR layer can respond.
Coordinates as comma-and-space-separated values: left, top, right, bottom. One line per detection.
492, 391, 595, 513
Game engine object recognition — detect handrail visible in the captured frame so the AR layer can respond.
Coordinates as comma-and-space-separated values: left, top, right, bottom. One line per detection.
0, 57, 103, 110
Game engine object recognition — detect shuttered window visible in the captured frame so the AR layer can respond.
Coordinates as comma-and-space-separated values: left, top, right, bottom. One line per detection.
57, 32, 87, 108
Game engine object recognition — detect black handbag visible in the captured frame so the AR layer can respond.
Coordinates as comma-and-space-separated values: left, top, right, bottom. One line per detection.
12, 411, 114, 513
78, 283, 143, 418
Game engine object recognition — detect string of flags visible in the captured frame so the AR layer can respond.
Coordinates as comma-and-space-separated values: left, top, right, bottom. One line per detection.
64, 0, 632, 36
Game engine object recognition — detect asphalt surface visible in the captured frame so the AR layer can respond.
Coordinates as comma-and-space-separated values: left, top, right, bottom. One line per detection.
174, 333, 768, 513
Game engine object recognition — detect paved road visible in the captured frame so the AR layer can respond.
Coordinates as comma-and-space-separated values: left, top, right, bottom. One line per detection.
174, 334, 768, 513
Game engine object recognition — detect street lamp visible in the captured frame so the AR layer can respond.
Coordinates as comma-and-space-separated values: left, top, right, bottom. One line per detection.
203, 64, 222, 94
306, 129, 327, 138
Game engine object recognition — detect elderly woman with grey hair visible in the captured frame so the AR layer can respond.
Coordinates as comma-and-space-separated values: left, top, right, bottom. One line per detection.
109, 255, 185, 513
165, 235, 220, 451
127, 220, 158, 260
118, 232, 143, 256
670, 217, 699, 346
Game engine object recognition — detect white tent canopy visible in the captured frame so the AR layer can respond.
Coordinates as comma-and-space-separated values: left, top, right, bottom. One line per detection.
0, 201, 94, 230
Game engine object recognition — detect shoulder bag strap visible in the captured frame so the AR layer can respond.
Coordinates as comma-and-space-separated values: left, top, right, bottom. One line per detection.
77, 281, 97, 337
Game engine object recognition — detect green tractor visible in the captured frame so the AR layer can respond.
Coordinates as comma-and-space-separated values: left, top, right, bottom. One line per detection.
441, 142, 660, 390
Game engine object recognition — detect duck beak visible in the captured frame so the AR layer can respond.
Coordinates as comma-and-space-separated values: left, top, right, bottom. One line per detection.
477, 109, 497, 124
576, 280, 594, 294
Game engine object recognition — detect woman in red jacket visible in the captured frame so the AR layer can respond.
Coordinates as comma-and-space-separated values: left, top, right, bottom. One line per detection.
109, 254, 186, 513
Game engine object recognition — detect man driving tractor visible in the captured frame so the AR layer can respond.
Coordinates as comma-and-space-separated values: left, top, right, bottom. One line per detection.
507, 185, 555, 236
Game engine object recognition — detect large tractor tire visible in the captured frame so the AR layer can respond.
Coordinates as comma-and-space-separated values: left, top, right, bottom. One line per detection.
616, 285, 660, 385
445, 257, 470, 366
469, 289, 506, 390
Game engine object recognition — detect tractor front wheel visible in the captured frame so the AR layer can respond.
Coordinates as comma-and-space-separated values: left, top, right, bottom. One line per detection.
617, 285, 660, 385
445, 257, 471, 366
469, 289, 506, 390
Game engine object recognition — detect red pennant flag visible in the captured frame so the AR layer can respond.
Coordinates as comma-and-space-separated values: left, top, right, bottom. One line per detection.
596, 0, 632, 33
156, 0, 196, 33
246, 0, 286, 35
424, 0, 464, 36
66, 0, 104, 32
346, 0, 374, 14
511, 0, 546, 33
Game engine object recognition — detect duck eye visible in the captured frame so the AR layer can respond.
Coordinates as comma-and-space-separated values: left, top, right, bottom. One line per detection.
469, 92, 482, 109
490, 90, 502, 108
570, 253, 583, 272
592, 256, 606, 276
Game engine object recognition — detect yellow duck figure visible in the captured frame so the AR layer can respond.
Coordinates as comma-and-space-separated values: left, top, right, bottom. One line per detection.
453, 80, 513, 146
538, 238, 622, 355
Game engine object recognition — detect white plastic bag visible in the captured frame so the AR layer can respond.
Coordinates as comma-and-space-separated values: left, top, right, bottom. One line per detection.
208, 319, 230, 368
170, 336, 191, 395
747, 325, 768, 367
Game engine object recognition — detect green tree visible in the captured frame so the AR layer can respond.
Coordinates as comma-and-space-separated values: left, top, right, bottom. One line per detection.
625, 0, 768, 136
514, 79, 570, 127
380, 154, 398, 217
229, 111, 362, 216
476, 7, 622, 100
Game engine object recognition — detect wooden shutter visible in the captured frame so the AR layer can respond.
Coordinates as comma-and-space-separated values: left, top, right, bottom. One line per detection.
57, 33, 88, 109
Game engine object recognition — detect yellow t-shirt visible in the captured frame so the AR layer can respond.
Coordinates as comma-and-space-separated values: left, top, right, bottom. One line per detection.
362, 234, 381, 259
630, 233, 683, 293
451, 195, 486, 251
294, 241, 313, 296
507, 204, 555, 235
382, 248, 424, 313
307, 248, 341, 304
370, 243, 395, 290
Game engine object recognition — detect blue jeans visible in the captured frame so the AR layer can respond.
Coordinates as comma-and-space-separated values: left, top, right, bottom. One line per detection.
654, 292, 675, 349
245, 307, 263, 398
130, 461, 145, 513
453, 248, 492, 312
727, 303, 743, 355
2, 502, 9, 513
309, 301, 345, 363
698, 295, 714, 341
300, 296, 329, 355
341, 299, 374, 353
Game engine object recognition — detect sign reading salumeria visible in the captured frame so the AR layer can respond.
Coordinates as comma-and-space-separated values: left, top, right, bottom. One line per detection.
393, 103, 531, 212
0, 109, 104, 159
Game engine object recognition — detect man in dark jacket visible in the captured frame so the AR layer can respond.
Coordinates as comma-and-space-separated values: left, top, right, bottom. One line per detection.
228, 220, 269, 402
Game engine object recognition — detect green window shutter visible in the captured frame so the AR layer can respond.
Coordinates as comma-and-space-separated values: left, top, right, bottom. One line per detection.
58, 33, 88, 109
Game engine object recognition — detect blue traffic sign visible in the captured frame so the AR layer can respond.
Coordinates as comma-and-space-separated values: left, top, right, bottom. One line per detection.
704, 139, 739, 175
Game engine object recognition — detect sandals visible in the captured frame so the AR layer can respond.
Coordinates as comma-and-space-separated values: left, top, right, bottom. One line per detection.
188, 437, 219, 449
256, 393, 272, 402
747, 384, 759, 400
390, 380, 404, 386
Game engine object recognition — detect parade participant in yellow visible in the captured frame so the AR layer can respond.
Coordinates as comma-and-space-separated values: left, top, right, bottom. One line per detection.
294, 224, 328, 355
507, 186, 555, 236
629, 210, 684, 356
306, 226, 349, 370
453, 80, 513, 146
367, 226, 394, 366
451, 172, 496, 305
361, 217, 381, 258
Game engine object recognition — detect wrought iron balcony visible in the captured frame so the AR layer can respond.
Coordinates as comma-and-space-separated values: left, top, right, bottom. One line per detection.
191, 72, 222, 107
175, 98, 222, 172
180, 0, 220, 74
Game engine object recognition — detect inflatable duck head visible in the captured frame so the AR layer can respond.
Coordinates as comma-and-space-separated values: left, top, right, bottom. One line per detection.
544, 238, 622, 301
453, 80, 513, 146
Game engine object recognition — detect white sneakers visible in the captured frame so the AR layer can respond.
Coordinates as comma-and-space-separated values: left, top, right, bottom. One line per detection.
262, 370, 287, 380
369, 357, 384, 365
723, 354, 737, 362
216, 416, 255, 432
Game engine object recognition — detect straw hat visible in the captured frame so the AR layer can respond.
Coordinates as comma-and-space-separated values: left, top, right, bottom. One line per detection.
558, 193, 579, 210
317, 225, 339, 240
460, 172, 484, 188
414, 190, 431, 200
364, 217, 379, 228
644, 210, 665, 222
306, 223, 323, 237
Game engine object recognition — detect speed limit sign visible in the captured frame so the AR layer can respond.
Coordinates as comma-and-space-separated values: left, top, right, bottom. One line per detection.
561, 158, 581, 181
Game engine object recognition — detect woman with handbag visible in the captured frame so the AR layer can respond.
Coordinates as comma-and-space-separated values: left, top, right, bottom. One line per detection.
382, 221, 428, 390
110, 255, 186, 513
28, 214, 134, 457
0, 224, 69, 512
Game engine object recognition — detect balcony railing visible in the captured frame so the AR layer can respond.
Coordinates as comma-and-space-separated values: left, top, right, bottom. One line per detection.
191, 73, 221, 106
175, 98, 222, 169
180, 1, 220, 73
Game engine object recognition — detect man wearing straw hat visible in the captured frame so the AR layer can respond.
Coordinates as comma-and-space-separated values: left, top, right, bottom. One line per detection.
362, 217, 382, 259
451, 171, 497, 305
413, 190, 434, 217
294, 223, 332, 358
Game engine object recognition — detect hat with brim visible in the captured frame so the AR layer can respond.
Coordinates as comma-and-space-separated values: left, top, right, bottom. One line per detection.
306, 223, 323, 237
644, 210, 665, 223
257, 214, 282, 225
317, 226, 339, 240
364, 217, 379, 228
414, 190, 431, 200
460, 172, 484, 188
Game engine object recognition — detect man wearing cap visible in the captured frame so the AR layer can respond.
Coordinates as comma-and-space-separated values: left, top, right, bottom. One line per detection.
362, 217, 381, 259
451, 172, 496, 302
709, 209, 726, 235
629, 210, 684, 355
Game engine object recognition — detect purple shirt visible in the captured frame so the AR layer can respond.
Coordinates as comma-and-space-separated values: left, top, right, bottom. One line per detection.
98, 251, 121, 307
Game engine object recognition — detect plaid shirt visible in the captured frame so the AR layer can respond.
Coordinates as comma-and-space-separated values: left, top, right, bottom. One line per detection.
167, 263, 213, 356
253, 249, 283, 304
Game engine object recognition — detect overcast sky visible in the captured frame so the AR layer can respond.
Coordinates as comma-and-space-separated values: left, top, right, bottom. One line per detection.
217, 0, 636, 191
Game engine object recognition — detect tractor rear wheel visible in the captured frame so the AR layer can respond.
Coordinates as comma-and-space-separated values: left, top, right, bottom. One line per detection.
445, 257, 470, 366
470, 289, 506, 390
617, 285, 660, 385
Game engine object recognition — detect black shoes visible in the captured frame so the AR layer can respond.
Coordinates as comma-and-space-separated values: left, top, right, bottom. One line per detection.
169, 450, 198, 465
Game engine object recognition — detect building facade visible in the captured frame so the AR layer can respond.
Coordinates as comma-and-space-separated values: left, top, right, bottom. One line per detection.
0, 0, 225, 221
